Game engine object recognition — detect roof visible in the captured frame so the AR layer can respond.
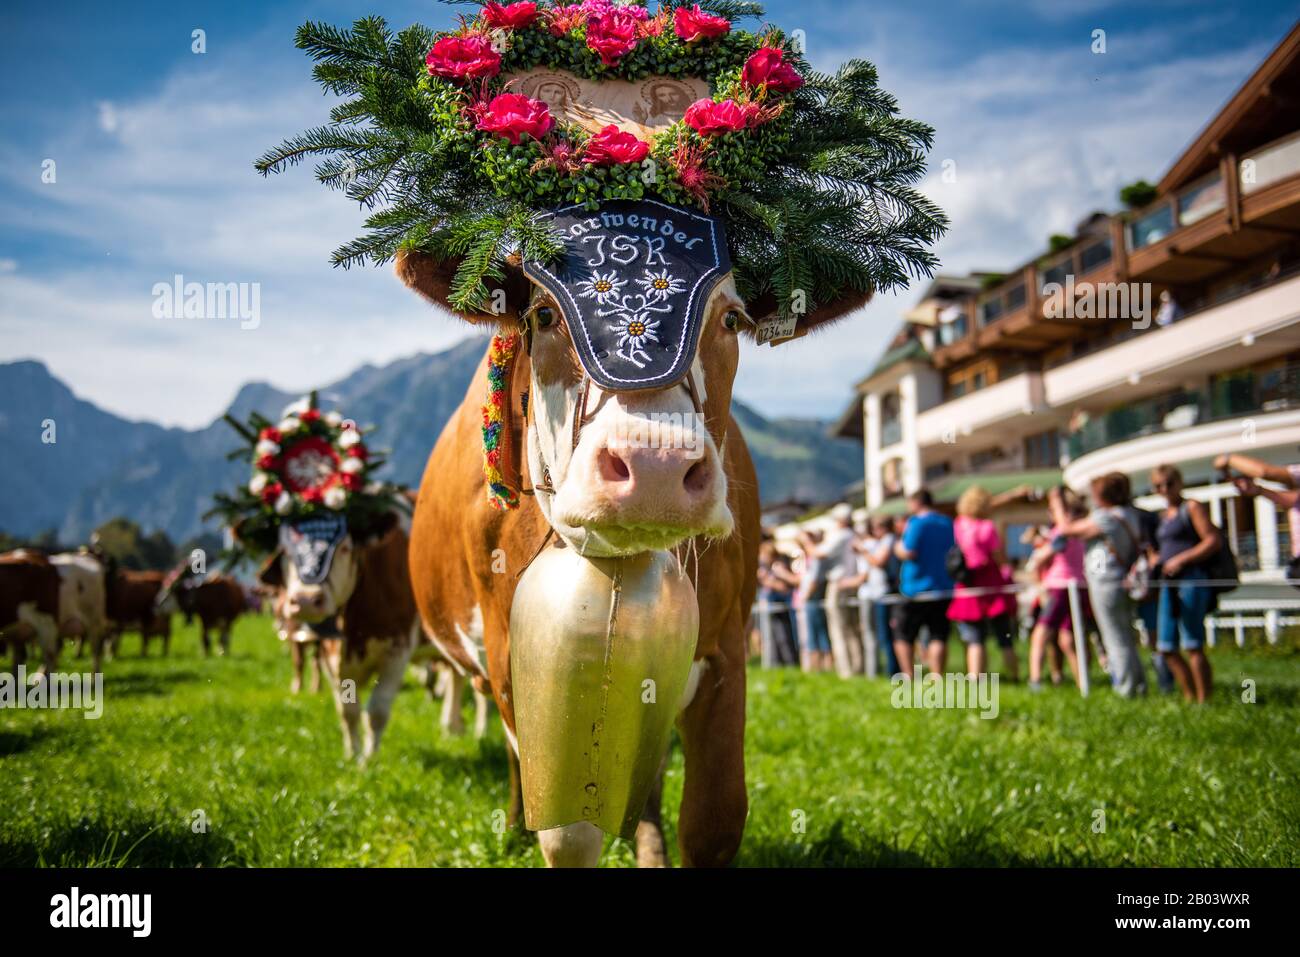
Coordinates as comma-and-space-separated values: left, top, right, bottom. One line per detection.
1158, 21, 1300, 194
929, 468, 1063, 504
862, 337, 929, 383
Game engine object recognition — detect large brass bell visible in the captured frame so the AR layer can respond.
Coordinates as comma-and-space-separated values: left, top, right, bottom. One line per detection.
509, 545, 699, 838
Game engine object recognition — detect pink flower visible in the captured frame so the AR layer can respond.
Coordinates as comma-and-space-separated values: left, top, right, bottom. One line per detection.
673, 4, 730, 42
425, 35, 502, 81
475, 92, 554, 144
586, 10, 640, 65
741, 47, 804, 93
683, 98, 750, 135
583, 124, 650, 165
482, 2, 540, 29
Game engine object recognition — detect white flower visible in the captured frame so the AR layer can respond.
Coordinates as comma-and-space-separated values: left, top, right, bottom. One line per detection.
364, 481, 383, 495
340, 457, 364, 475
338, 429, 361, 448
274, 491, 294, 515
324, 486, 348, 510
249, 472, 270, 496
283, 397, 311, 417
278, 416, 301, 434
576, 270, 625, 305
254, 439, 280, 457
637, 269, 685, 301
324, 411, 343, 428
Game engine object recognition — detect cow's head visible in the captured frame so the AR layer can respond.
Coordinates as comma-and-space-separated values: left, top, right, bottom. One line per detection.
398, 200, 867, 557
259, 513, 357, 624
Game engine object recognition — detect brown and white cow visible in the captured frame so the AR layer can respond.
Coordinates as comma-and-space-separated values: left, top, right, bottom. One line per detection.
107, 569, 173, 657
0, 550, 61, 674
50, 552, 111, 674
400, 230, 865, 867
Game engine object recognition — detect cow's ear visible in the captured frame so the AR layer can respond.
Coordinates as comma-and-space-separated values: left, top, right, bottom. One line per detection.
395, 248, 531, 324
744, 286, 873, 342
257, 550, 284, 589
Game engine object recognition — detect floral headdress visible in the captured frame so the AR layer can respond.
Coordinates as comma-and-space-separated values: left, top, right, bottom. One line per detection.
208, 393, 409, 558
256, 1, 946, 320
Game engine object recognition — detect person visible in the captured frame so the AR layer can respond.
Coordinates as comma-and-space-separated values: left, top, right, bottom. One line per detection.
1151, 465, 1220, 703
795, 529, 833, 673
757, 541, 800, 667
1214, 452, 1300, 557
818, 503, 865, 677
838, 516, 902, 678
1029, 486, 1092, 691
892, 489, 955, 676
1052, 472, 1148, 698
946, 486, 1019, 679
1154, 289, 1184, 327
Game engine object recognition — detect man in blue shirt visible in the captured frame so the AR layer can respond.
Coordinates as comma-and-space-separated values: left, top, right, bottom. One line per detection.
892, 489, 955, 676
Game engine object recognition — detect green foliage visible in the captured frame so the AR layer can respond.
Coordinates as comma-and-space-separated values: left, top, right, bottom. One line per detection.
1119, 179, 1158, 210
256, 3, 946, 317
92, 517, 177, 571
1047, 233, 1074, 253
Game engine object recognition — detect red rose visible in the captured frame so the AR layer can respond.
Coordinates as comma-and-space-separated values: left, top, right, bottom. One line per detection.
258, 427, 281, 443
673, 5, 730, 42
482, 2, 539, 29
586, 11, 639, 65
346, 444, 368, 460
684, 98, 750, 135
475, 92, 554, 144
583, 124, 649, 165
425, 35, 502, 82
261, 482, 283, 504
741, 47, 804, 93
301, 486, 324, 504
341, 473, 363, 492
299, 408, 321, 423
256, 453, 278, 470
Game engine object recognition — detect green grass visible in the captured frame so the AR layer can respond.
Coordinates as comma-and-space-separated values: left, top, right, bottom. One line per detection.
2, 614, 1298, 867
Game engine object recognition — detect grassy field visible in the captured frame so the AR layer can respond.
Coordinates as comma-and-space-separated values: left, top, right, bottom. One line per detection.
2, 613, 1298, 867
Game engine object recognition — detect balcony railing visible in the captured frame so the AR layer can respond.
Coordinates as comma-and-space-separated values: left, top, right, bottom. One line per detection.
1241, 129, 1300, 195
1068, 368, 1300, 459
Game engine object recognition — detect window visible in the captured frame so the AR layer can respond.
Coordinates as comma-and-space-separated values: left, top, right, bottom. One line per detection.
1129, 203, 1175, 250
970, 447, 1007, 470
1005, 283, 1026, 311
1079, 238, 1112, 274
1041, 259, 1071, 292
1023, 429, 1060, 469
925, 462, 950, 482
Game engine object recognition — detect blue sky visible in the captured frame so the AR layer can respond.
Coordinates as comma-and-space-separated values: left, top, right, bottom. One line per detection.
2, 1, 1297, 427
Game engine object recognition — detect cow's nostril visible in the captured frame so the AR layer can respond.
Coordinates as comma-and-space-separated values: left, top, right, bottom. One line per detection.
683, 460, 711, 495
598, 447, 631, 483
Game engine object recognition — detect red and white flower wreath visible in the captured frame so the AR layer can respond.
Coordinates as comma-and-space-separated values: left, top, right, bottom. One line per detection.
246, 397, 370, 517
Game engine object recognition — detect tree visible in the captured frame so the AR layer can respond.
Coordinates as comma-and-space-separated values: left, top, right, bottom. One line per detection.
92, 517, 177, 571
1119, 179, 1158, 210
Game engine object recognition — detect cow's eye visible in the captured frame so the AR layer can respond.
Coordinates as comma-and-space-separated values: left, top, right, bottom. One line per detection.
724, 309, 742, 331
533, 305, 557, 330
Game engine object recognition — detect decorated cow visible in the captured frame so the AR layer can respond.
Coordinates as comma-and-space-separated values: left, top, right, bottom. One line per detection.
259, 1, 944, 863
211, 395, 434, 762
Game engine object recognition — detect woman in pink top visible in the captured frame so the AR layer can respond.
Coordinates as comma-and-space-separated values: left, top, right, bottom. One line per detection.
1027, 486, 1093, 691
948, 487, 1020, 679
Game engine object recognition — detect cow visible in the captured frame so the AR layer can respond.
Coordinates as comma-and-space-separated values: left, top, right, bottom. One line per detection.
106, 569, 173, 657
270, 589, 335, 695
399, 229, 866, 867
0, 550, 61, 675
49, 552, 111, 675
173, 573, 246, 656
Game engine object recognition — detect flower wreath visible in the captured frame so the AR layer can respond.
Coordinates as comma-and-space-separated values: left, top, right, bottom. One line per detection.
257, 1, 946, 318
208, 393, 408, 558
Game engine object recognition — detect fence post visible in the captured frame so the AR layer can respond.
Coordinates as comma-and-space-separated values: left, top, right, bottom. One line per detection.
1066, 578, 1089, 697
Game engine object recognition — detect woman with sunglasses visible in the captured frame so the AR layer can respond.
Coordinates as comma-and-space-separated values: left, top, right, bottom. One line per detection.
1150, 464, 1220, 703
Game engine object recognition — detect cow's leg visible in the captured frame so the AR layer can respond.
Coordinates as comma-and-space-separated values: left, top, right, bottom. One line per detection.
311, 644, 324, 694
333, 658, 366, 762
506, 744, 525, 831
219, 623, 232, 656
89, 627, 107, 676
538, 823, 604, 868
635, 755, 669, 868
362, 641, 413, 761
289, 643, 305, 695
36, 620, 60, 679
200, 624, 212, 657
472, 686, 489, 739
439, 668, 467, 736
676, 648, 748, 868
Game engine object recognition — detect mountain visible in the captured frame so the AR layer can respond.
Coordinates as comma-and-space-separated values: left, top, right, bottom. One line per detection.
2, 341, 862, 542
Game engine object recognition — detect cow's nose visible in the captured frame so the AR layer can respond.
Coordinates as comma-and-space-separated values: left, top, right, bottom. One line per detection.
596, 444, 714, 502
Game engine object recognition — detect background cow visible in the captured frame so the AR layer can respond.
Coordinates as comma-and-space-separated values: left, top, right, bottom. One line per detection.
400, 244, 865, 867
106, 569, 173, 657
173, 574, 246, 656
50, 552, 111, 675
0, 550, 61, 675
